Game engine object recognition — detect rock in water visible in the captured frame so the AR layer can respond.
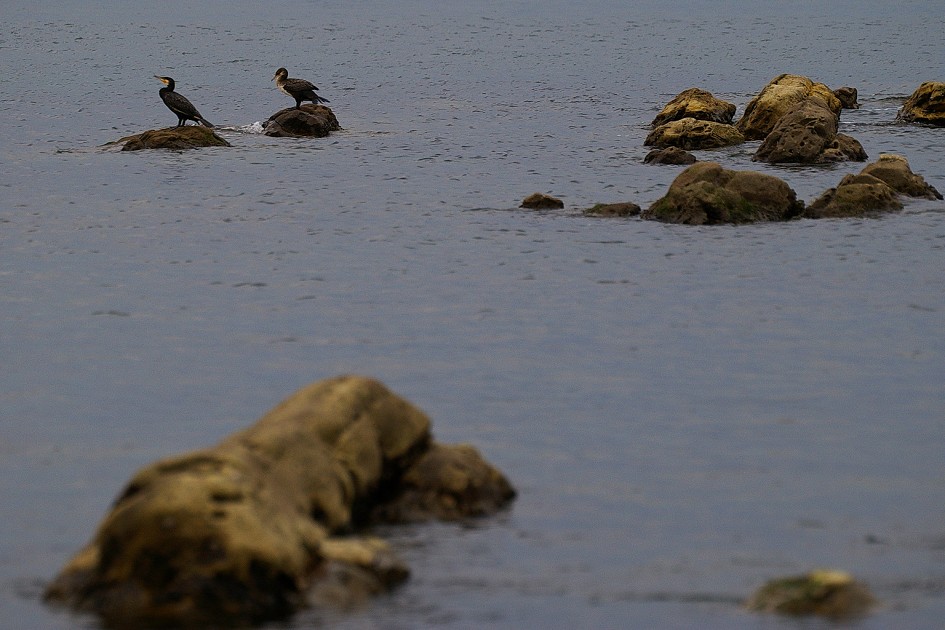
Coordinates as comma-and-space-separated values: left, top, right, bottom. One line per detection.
806, 153, 942, 218
650, 87, 737, 127
264, 104, 341, 137
116, 125, 231, 151
642, 161, 804, 225
644, 117, 745, 150
736, 74, 842, 140
896, 81, 945, 126
746, 570, 875, 619
44, 375, 515, 627
521, 192, 565, 209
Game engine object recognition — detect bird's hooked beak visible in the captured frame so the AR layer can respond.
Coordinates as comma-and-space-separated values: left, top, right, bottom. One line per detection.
154, 75, 169, 85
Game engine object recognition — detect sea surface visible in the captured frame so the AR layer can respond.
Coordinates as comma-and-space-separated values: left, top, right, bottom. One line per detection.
2, 1, 944, 628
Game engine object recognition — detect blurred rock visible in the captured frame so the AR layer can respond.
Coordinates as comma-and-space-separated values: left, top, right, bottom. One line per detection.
746, 569, 875, 619
45, 375, 514, 627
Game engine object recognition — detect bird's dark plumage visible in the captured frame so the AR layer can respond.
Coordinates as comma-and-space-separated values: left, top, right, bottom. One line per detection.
154, 76, 213, 127
273, 67, 329, 109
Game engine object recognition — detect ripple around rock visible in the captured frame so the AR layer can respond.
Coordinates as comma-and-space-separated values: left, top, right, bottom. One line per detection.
43, 375, 515, 628
114, 126, 231, 151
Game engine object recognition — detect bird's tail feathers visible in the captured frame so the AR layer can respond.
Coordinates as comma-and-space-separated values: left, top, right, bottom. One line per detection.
198, 117, 214, 128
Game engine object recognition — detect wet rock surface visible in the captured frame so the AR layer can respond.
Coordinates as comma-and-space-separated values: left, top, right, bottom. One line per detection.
116, 125, 231, 151
44, 375, 515, 627
264, 104, 342, 137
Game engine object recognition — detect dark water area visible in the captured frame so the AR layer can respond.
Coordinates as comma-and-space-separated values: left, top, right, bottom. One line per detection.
2, 1, 944, 628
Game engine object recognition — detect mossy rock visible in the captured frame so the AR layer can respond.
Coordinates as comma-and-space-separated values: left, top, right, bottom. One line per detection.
115, 126, 231, 151
746, 570, 876, 619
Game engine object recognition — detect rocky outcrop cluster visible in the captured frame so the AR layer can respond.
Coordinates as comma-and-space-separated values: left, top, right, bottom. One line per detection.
740, 74, 865, 164
644, 75, 868, 165
44, 375, 515, 627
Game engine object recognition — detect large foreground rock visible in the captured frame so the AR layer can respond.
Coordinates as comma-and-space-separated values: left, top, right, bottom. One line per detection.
645, 117, 745, 150
264, 104, 341, 137
805, 154, 941, 218
736, 74, 842, 140
116, 126, 231, 151
651, 87, 737, 127
642, 162, 804, 225
44, 375, 515, 627
896, 81, 945, 126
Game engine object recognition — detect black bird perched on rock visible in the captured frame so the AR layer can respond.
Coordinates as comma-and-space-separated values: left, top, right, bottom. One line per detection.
272, 67, 329, 109
154, 76, 214, 127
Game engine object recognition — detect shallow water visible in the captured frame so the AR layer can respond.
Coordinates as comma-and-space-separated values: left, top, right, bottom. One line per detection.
2, 1, 944, 628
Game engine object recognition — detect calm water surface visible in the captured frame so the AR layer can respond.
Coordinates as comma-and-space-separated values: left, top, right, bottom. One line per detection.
2, 1, 944, 628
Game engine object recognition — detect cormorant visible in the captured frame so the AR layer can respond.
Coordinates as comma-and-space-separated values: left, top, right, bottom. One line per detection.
154, 76, 214, 127
272, 67, 329, 109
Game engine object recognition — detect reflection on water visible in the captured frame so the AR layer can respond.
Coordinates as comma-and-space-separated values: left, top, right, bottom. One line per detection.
1, 1, 944, 628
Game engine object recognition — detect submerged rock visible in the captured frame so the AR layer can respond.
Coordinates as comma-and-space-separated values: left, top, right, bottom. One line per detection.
44, 375, 515, 627
644, 117, 745, 150
650, 87, 737, 127
583, 202, 642, 217
264, 104, 341, 137
521, 192, 564, 209
642, 161, 804, 225
116, 125, 231, 151
746, 569, 875, 619
643, 147, 697, 165
736, 74, 842, 140
896, 81, 945, 126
